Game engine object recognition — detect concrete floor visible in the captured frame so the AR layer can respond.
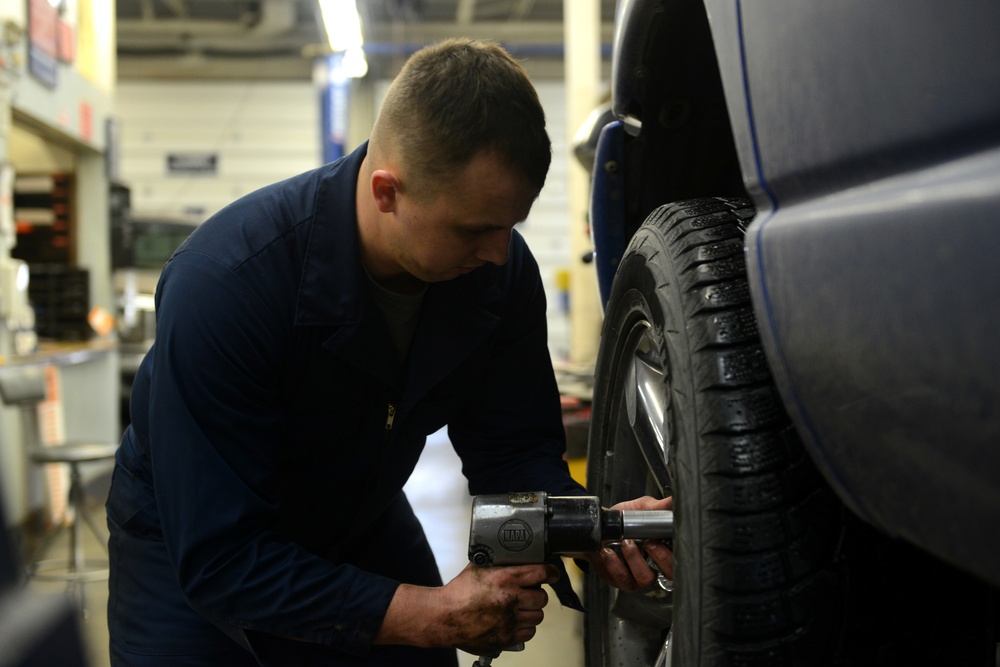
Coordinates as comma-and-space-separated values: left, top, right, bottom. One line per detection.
25, 428, 586, 666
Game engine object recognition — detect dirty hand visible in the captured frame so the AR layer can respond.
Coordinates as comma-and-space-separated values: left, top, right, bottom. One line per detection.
445, 562, 558, 655
376, 562, 558, 655
584, 496, 674, 591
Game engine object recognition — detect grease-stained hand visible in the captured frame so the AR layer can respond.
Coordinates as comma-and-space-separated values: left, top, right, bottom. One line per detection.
376, 559, 559, 654
440, 562, 559, 656
584, 496, 673, 592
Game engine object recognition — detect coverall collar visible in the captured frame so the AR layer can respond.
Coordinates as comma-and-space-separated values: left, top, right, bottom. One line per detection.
294, 142, 370, 327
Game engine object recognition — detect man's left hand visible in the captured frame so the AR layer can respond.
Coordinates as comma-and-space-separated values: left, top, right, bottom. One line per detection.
583, 496, 674, 592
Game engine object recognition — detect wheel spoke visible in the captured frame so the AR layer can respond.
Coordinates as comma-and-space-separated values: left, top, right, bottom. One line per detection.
623, 322, 672, 494
609, 587, 672, 627
634, 351, 666, 451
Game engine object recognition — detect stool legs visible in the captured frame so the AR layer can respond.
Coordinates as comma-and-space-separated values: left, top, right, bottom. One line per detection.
31, 461, 109, 585
28, 461, 110, 619
67, 462, 109, 574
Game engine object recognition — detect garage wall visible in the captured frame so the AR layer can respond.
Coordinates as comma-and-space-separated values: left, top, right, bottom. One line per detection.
114, 80, 322, 221
114, 79, 573, 359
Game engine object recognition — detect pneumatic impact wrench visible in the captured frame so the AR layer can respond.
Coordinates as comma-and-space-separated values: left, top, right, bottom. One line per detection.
466, 491, 674, 666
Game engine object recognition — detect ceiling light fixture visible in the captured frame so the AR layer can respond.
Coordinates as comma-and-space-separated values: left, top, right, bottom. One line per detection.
317, 0, 367, 78
340, 46, 368, 78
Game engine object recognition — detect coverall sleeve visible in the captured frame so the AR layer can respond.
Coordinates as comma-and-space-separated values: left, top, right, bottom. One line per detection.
448, 237, 586, 497
148, 250, 396, 657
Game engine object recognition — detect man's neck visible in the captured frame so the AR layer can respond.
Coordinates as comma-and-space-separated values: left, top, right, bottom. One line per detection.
355, 157, 427, 296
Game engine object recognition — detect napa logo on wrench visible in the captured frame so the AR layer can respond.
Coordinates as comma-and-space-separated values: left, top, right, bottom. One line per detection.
498, 519, 532, 552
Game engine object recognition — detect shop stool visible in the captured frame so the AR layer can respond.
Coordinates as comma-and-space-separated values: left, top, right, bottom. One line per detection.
0, 364, 118, 585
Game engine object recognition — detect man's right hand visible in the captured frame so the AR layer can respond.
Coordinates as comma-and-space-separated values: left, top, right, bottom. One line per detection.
375, 562, 559, 655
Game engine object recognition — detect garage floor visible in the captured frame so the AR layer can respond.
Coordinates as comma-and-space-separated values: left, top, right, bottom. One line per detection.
25, 428, 585, 666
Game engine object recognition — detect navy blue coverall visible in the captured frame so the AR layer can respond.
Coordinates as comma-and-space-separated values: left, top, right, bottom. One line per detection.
106, 143, 585, 665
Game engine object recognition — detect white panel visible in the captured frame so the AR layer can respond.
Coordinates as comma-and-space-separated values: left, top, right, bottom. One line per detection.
115, 80, 322, 221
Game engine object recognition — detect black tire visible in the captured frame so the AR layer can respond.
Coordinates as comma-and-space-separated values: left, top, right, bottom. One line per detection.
585, 198, 848, 666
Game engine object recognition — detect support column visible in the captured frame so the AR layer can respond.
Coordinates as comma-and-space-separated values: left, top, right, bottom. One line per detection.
318, 54, 351, 164
564, 0, 603, 366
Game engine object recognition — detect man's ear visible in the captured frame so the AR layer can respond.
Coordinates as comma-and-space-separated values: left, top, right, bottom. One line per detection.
370, 169, 401, 213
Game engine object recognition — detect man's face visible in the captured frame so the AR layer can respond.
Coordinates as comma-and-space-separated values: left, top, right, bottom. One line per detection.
385, 152, 538, 283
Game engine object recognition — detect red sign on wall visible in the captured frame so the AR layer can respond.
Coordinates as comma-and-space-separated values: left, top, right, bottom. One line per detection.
79, 101, 92, 142
28, 0, 59, 87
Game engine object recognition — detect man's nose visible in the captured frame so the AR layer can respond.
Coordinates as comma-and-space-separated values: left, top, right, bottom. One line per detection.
476, 230, 511, 266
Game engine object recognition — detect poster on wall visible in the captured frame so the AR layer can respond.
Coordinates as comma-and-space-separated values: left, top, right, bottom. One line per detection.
28, 0, 59, 88
57, 7, 75, 63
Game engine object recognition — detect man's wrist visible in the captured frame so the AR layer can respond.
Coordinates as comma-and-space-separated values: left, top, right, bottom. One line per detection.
375, 583, 446, 648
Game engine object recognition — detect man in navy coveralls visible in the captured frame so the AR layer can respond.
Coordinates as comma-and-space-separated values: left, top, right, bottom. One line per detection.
106, 38, 673, 665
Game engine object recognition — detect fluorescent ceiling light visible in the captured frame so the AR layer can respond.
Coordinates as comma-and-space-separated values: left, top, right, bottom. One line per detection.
341, 47, 368, 78
318, 0, 364, 52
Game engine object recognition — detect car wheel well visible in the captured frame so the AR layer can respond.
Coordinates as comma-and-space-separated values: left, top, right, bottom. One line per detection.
613, 0, 746, 235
